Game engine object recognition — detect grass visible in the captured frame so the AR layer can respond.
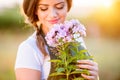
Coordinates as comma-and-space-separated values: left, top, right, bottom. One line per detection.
0, 31, 120, 80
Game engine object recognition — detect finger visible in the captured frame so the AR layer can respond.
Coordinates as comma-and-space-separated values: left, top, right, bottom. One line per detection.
89, 71, 98, 76
76, 65, 99, 78
77, 64, 98, 72
77, 60, 98, 67
81, 74, 95, 80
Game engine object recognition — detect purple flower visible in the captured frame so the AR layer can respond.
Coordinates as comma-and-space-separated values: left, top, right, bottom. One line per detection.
45, 19, 86, 47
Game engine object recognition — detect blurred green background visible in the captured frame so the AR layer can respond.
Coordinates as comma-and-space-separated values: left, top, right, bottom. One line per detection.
0, 0, 120, 80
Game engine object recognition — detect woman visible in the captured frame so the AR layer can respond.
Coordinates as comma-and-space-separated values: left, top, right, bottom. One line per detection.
15, 0, 99, 80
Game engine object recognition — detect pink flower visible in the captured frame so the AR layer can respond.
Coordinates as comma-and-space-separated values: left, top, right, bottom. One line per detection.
45, 19, 86, 47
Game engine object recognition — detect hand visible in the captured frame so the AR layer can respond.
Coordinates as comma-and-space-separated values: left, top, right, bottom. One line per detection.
77, 60, 99, 80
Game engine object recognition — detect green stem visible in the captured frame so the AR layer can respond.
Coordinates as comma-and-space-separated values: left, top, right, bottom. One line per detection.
64, 49, 69, 80
67, 73, 69, 80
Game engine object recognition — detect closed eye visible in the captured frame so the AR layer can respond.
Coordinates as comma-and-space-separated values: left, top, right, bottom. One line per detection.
56, 3, 64, 10
40, 8, 48, 11
37, 6, 48, 11
56, 6, 64, 9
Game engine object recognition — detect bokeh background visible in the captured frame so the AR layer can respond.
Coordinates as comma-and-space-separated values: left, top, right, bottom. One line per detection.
0, 0, 120, 80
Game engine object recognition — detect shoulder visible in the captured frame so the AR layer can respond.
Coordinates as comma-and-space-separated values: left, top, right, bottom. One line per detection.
15, 32, 44, 71
19, 32, 36, 50
18, 32, 42, 55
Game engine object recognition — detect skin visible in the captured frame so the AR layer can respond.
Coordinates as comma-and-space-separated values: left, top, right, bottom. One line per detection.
15, 69, 41, 80
15, 0, 99, 80
36, 0, 68, 35
77, 60, 99, 80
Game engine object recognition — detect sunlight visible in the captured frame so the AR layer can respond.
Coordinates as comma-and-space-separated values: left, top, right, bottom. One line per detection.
73, 0, 99, 7
73, 0, 114, 8
0, 0, 114, 9
101, 0, 113, 8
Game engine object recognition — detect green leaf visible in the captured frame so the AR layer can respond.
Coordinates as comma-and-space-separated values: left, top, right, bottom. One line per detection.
57, 68, 65, 73
78, 50, 87, 54
82, 69, 90, 75
49, 72, 66, 76
70, 47, 78, 56
67, 65, 76, 72
73, 77, 85, 80
70, 70, 83, 74
67, 56, 77, 64
48, 41, 93, 80
70, 69, 89, 75
49, 60, 61, 63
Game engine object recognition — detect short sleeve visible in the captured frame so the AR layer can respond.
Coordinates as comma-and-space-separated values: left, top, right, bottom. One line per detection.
15, 41, 43, 71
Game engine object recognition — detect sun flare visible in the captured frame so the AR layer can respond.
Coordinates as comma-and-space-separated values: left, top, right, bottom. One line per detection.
102, 0, 113, 8
73, 0, 114, 8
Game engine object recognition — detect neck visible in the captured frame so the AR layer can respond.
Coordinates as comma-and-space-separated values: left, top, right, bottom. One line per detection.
41, 25, 49, 36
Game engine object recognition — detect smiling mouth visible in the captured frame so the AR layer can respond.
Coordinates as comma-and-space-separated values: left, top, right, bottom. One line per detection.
48, 19, 59, 24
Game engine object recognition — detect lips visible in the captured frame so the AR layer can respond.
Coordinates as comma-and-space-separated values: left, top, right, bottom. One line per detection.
48, 19, 59, 24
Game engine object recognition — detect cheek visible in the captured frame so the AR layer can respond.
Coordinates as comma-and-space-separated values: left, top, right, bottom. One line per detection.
59, 11, 67, 22
59, 5, 68, 22
36, 11, 47, 23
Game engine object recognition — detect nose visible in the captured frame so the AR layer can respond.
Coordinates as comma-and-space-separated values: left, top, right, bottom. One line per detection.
49, 8, 58, 18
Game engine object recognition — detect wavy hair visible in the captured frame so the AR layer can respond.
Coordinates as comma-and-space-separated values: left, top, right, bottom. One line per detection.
22, 0, 72, 56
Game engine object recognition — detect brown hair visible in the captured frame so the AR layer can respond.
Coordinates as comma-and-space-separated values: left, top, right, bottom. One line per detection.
22, 0, 72, 56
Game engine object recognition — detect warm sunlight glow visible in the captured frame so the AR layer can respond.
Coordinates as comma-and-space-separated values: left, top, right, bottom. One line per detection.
102, 0, 113, 8
73, 0, 99, 7
0, 0, 114, 9
73, 0, 114, 8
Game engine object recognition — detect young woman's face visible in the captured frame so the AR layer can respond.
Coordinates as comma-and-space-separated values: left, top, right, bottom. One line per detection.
36, 0, 68, 31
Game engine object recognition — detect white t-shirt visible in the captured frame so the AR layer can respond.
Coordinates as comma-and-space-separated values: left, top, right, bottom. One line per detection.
15, 32, 86, 80
15, 32, 51, 80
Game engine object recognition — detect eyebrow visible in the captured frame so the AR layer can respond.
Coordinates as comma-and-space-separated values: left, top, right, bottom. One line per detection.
38, 2, 64, 6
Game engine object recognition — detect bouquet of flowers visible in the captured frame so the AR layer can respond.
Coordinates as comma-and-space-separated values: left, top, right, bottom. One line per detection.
45, 19, 92, 80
